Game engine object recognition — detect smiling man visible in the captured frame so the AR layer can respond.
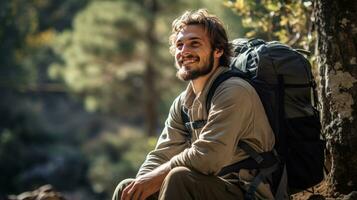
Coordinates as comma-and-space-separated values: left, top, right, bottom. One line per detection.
112, 9, 275, 200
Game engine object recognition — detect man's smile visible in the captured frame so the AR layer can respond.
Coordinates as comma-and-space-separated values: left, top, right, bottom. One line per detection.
180, 56, 200, 66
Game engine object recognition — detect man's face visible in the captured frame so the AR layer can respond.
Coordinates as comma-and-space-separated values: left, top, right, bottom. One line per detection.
174, 25, 219, 81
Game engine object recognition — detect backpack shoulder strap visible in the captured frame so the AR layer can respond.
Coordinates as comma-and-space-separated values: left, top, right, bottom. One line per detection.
180, 107, 190, 130
206, 68, 248, 112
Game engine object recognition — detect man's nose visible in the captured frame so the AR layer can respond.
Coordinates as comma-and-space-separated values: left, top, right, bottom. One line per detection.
181, 44, 191, 56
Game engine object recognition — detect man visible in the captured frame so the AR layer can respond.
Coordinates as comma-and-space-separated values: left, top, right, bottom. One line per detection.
113, 9, 275, 200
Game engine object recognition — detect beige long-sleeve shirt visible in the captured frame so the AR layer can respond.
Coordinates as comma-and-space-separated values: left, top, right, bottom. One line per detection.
137, 67, 275, 177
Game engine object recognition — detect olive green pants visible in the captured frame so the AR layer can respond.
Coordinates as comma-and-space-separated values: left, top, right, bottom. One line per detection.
112, 166, 244, 200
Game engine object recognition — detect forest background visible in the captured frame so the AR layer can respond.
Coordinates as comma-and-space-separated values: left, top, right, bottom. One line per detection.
1, 0, 356, 200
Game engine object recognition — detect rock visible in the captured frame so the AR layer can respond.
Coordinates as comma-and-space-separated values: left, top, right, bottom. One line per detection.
7, 185, 66, 200
343, 191, 357, 200
15, 192, 35, 200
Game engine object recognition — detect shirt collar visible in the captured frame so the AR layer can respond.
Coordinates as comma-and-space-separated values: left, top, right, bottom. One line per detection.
182, 66, 230, 109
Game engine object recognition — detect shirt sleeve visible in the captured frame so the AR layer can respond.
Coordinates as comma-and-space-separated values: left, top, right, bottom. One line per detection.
169, 81, 255, 175
136, 94, 190, 177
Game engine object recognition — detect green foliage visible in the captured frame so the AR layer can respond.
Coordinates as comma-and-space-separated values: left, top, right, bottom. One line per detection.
50, 1, 153, 118
0, 0, 91, 196
83, 126, 155, 195
0, 0, 38, 88
224, 0, 314, 49
0, 94, 54, 193
0, 0, 89, 90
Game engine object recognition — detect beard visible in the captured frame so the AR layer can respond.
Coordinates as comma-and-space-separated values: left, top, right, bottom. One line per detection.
176, 50, 215, 81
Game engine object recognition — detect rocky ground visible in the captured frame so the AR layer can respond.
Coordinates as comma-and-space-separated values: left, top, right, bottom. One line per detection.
292, 180, 357, 200
7, 181, 357, 200
6, 185, 65, 200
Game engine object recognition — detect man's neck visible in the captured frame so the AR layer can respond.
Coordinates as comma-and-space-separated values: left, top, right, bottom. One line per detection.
191, 66, 219, 95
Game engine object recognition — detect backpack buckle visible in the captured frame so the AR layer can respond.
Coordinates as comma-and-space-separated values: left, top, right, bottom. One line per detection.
185, 122, 193, 133
185, 120, 207, 131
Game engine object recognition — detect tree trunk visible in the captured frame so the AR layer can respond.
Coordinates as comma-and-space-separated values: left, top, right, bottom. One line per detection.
143, 0, 159, 137
315, 0, 357, 194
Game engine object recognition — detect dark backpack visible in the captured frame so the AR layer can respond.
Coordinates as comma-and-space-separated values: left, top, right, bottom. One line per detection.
181, 38, 325, 198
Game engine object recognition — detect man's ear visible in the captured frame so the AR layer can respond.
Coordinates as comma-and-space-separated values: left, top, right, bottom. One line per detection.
214, 48, 224, 58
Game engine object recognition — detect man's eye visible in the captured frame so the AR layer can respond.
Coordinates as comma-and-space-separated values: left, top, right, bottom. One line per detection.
191, 41, 200, 47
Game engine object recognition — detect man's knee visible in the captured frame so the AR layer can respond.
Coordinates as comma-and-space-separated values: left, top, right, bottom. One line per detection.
112, 178, 134, 200
167, 166, 192, 180
163, 166, 195, 188
158, 167, 193, 199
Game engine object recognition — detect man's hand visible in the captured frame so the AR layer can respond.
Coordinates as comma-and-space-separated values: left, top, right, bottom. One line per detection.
121, 162, 171, 200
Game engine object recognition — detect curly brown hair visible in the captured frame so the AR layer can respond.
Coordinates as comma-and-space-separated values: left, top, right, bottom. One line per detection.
169, 9, 232, 67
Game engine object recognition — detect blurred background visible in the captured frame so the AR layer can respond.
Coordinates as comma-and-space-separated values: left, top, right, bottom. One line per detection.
0, 0, 313, 199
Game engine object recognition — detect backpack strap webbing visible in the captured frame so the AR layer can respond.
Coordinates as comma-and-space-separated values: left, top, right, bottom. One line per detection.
217, 142, 280, 200
218, 144, 279, 176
